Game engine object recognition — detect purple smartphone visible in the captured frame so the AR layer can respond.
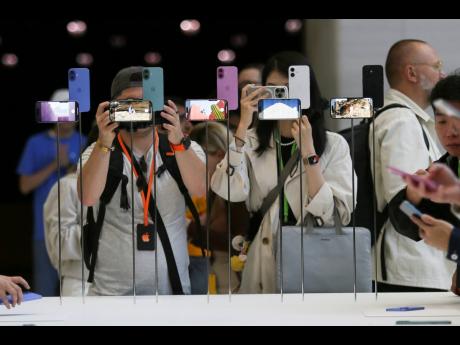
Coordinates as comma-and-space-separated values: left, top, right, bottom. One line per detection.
388, 166, 439, 192
217, 66, 238, 111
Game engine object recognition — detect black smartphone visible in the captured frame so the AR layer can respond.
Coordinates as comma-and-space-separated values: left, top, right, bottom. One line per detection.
363, 65, 384, 109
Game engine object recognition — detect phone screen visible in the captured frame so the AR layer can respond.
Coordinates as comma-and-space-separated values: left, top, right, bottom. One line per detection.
36, 101, 79, 123
186, 99, 228, 121
258, 98, 301, 120
109, 100, 153, 122
330, 98, 374, 119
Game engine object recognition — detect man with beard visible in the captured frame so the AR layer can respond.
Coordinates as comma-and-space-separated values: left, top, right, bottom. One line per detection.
370, 39, 453, 292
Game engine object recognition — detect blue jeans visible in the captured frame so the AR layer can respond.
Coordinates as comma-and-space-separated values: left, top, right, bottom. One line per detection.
33, 240, 58, 297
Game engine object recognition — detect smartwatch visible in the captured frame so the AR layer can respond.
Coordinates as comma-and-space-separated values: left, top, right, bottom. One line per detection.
171, 136, 191, 152
303, 154, 320, 166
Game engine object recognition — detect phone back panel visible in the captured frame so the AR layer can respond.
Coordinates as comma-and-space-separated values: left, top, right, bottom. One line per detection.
363, 65, 384, 109
288, 65, 310, 110
217, 66, 238, 111
68, 68, 91, 112
143, 67, 164, 112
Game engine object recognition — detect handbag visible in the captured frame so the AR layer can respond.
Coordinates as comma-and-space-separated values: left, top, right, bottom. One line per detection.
277, 207, 372, 293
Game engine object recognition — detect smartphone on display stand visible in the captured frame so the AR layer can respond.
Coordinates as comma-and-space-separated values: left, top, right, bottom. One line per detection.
217, 66, 238, 111
288, 65, 310, 110
185, 99, 228, 121
258, 98, 301, 121
363, 65, 384, 109
68, 68, 91, 113
330, 98, 374, 119
36, 101, 79, 123
143, 67, 164, 112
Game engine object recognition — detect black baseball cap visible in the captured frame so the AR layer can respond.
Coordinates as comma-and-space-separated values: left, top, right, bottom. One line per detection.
111, 66, 143, 99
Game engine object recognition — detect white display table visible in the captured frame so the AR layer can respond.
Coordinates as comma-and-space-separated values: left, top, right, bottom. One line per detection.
1, 293, 459, 326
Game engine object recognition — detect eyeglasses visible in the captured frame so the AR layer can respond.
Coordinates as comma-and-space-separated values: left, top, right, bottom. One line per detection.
412, 60, 443, 72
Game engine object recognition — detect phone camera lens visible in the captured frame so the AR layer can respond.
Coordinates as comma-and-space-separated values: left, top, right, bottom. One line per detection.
143, 70, 150, 79
69, 71, 76, 81
290, 68, 295, 72
291, 73, 295, 78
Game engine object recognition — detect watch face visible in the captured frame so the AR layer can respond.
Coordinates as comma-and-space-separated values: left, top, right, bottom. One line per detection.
307, 155, 320, 165
183, 136, 192, 149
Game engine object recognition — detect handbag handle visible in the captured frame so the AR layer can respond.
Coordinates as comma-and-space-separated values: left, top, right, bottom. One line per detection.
304, 204, 343, 235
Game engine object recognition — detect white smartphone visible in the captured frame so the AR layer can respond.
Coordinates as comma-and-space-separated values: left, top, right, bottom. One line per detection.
288, 65, 310, 110
399, 201, 423, 219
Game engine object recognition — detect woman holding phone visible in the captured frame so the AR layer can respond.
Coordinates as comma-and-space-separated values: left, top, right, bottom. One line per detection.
211, 51, 356, 294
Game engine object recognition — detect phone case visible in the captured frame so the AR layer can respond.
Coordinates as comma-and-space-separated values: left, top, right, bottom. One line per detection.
288, 65, 310, 110
69, 68, 91, 113
363, 65, 384, 109
143, 67, 164, 112
217, 66, 238, 111
258, 99, 301, 120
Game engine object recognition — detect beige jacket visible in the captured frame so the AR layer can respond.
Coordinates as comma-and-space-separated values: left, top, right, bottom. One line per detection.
211, 129, 356, 293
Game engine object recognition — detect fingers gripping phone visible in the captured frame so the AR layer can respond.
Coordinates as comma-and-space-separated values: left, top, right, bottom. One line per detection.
186, 99, 228, 121
388, 166, 439, 192
36, 101, 79, 123
330, 98, 374, 119
400, 201, 423, 219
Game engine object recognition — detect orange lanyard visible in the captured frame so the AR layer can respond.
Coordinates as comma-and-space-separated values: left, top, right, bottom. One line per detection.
117, 132, 159, 226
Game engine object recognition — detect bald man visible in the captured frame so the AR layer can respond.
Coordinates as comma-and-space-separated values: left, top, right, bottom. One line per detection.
370, 39, 456, 292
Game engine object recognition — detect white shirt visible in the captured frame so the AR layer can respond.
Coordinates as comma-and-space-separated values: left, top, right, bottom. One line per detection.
370, 88, 456, 289
81, 140, 205, 296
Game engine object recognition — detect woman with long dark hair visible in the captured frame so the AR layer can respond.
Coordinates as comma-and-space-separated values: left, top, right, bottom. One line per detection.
211, 52, 356, 294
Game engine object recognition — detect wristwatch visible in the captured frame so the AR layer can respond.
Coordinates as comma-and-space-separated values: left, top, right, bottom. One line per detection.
303, 154, 320, 166
170, 136, 191, 152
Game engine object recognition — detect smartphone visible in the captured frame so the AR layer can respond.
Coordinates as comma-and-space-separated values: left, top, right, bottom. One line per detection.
35, 101, 79, 123
0, 292, 42, 306
185, 99, 228, 121
399, 201, 423, 219
433, 99, 460, 119
387, 166, 439, 192
288, 65, 310, 110
143, 67, 164, 112
109, 99, 153, 122
258, 98, 301, 121
247, 85, 288, 99
363, 65, 384, 109
217, 66, 238, 111
68, 68, 91, 113
330, 98, 374, 119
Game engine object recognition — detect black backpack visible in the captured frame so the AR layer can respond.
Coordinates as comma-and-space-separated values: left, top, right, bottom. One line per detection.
339, 104, 430, 246
83, 133, 202, 295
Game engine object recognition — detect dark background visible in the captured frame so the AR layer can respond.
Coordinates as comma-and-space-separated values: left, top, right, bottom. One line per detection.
0, 19, 303, 282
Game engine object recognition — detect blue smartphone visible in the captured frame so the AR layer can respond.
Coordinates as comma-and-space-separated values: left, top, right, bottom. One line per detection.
68, 68, 91, 113
399, 201, 423, 219
143, 67, 164, 112
0, 292, 42, 305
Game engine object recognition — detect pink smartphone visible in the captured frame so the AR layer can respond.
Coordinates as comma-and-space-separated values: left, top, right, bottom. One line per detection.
217, 66, 238, 111
387, 166, 439, 192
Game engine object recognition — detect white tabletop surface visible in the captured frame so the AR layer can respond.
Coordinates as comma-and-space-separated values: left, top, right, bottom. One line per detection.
1, 293, 459, 326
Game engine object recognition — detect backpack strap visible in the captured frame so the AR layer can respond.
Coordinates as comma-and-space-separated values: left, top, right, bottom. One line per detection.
84, 138, 125, 283
157, 134, 205, 256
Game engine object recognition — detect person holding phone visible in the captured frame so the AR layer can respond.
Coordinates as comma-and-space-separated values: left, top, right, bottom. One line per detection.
78, 67, 206, 296
17, 89, 87, 297
369, 39, 451, 293
391, 74, 460, 295
211, 51, 355, 294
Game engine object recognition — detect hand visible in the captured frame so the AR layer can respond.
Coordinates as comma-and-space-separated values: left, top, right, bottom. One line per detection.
405, 169, 428, 205
292, 115, 315, 159
238, 84, 267, 130
452, 271, 460, 296
426, 164, 460, 205
96, 101, 118, 148
410, 214, 453, 252
161, 100, 184, 145
0, 275, 30, 309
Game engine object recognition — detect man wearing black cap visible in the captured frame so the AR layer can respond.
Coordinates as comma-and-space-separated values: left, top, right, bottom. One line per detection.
78, 67, 206, 295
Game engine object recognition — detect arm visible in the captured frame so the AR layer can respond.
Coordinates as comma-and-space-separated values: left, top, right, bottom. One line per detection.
161, 100, 206, 197
19, 161, 59, 195
77, 102, 118, 206
44, 175, 83, 269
